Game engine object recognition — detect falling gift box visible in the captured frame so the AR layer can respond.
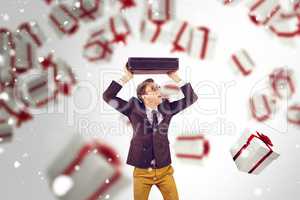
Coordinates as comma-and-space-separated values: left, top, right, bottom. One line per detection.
230, 131, 279, 175
49, 4, 79, 37
140, 19, 174, 43
11, 33, 36, 74
0, 29, 16, 89
0, 87, 33, 127
0, 29, 14, 72
0, 59, 16, 89
230, 49, 255, 76
188, 26, 217, 60
174, 134, 210, 161
146, 0, 175, 22
47, 135, 129, 200
17, 21, 47, 48
269, 15, 300, 38
0, 119, 13, 143
269, 68, 296, 99
18, 70, 58, 108
72, 0, 104, 22
170, 21, 193, 53
159, 82, 181, 99
83, 30, 113, 62
287, 104, 300, 126
39, 54, 77, 97
249, 93, 276, 122
0, 28, 36, 75
248, 0, 282, 26
95, 15, 131, 46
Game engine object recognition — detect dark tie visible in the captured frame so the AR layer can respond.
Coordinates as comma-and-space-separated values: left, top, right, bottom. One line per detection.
151, 110, 158, 133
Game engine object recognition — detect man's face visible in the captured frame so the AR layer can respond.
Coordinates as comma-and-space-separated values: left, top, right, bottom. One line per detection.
142, 82, 162, 106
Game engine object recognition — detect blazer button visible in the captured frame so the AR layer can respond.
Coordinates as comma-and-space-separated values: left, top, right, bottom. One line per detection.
143, 147, 147, 151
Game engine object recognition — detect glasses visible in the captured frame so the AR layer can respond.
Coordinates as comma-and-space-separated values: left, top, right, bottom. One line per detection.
145, 84, 161, 94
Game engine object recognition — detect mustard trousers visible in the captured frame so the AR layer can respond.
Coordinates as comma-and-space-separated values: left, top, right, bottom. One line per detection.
133, 164, 179, 200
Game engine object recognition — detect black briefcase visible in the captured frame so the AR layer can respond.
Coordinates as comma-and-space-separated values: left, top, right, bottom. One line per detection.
126, 57, 179, 74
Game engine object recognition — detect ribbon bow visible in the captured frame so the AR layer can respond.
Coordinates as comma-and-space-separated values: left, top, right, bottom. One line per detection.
255, 131, 273, 147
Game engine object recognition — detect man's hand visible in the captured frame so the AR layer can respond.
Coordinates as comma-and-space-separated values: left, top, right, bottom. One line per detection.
120, 66, 133, 85
167, 71, 182, 83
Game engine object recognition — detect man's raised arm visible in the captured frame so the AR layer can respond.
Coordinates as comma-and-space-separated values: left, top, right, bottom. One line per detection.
102, 67, 133, 116
167, 71, 198, 116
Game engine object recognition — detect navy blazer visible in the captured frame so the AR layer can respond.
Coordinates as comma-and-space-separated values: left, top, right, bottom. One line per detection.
103, 80, 198, 168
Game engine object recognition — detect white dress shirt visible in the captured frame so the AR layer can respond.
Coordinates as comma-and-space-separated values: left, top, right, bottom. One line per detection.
145, 105, 163, 125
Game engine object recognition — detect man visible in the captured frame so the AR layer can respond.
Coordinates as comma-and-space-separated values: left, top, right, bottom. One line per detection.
102, 66, 198, 200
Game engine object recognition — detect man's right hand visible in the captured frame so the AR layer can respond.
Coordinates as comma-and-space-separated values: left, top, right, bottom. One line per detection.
119, 65, 133, 85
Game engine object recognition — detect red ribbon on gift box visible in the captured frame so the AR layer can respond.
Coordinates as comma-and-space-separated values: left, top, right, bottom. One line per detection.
248, 0, 281, 26
49, 4, 79, 35
250, 94, 273, 122
171, 21, 190, 53
288, 105, 300, 125
175, 134, 210, 160
62, 140, 122, 200
233, 131, 273, 174
109, 17, 131, 45
18, 22, 43, 47
120, 0, 136, 9
76, 0, 101, 21
146, 0, 171, 43
231, 49, 255, 76
269, 68, 295, 99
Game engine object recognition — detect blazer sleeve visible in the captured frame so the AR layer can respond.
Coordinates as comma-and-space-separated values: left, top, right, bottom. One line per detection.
169, 82, 198, 116
102, 80, 132, 116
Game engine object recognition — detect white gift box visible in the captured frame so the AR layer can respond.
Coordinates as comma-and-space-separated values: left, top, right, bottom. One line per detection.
11, 33, 36, 74
39, 54, 77, 96
53, 58, 77, 96
269, 15, 300, 38
249, 94, 276, 122
16, 21, 47, 48
146, 0, 175, 22
0, 29, 35, 75
230, 131, 279, 174
0, 28, 14, 69
287, 104, 300, 125
174, 134, 210, 160
0, 67, 15, 89
159, 82, 183, 102
102, 15, 131, 45
269, 68, 295, 99
72, 0, 103, 22
83, 31, 113, 62
18, 71, 58, 108
0, 87, 33, 127
0, 119, 13, 143
188, 26, 216, 60
170, 21, 193, 53
279, 0, 300, 17
49, 4, 79, 37
47, 135, 129, 200
248, 0, 281, 26
160, 83, 180, 97
140, 19, 173, 43
230, 49, 255, 76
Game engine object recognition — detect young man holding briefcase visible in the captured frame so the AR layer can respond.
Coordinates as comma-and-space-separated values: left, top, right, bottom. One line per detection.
102, 58, 198, 200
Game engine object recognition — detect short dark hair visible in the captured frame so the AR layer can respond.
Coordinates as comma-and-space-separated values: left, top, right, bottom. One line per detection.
137, 78, 154, 101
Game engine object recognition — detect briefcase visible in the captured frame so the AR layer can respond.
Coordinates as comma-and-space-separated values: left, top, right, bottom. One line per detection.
126, 57, 179, 74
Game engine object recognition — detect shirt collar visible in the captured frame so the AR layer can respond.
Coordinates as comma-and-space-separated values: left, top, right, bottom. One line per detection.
145, 105, 158, 112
